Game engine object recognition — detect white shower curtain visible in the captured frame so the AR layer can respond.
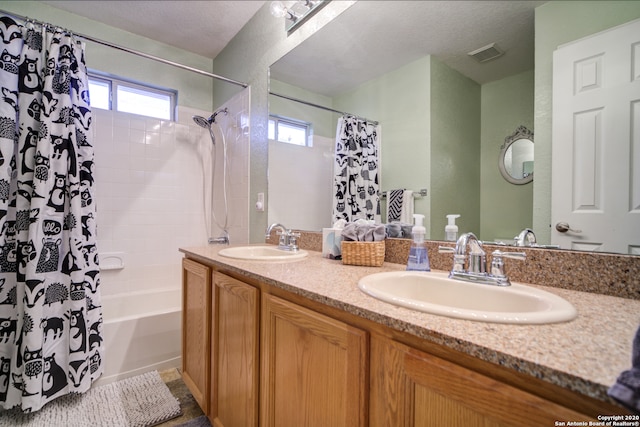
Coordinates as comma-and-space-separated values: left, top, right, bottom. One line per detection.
0, 16, 103, 412
332, 115, 381, 223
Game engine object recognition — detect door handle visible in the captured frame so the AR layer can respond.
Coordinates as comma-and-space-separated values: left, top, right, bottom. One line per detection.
555, 222, 582, 234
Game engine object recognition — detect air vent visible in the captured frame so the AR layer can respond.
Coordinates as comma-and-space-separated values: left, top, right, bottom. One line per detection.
468, 43, 504, 63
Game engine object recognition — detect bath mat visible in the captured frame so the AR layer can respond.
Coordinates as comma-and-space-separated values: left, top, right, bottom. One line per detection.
0, 370, 182, 427
177, 415, 212, 427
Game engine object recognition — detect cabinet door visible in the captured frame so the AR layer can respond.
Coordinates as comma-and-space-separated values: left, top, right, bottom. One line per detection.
210, 272, 259, 427
182, 258, 211, 413
261, 294, 368, 427
370, 336, 591, 427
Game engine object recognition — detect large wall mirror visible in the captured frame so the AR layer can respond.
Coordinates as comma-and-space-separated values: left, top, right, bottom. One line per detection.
267, 1, 639, 255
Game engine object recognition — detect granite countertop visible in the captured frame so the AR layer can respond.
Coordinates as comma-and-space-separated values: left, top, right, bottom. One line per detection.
180, 244, 640, 405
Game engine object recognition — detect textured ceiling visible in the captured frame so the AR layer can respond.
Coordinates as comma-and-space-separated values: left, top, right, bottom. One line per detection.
271, 1, 547, 96
40, 0, 267, 59
39, 1, 546, 94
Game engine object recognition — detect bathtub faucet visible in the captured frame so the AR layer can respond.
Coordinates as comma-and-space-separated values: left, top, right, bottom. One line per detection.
209, 230, 230, 245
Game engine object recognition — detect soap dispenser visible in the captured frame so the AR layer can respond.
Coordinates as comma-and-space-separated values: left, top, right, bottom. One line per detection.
445, 214, 460, 242
406, 214, 430, 271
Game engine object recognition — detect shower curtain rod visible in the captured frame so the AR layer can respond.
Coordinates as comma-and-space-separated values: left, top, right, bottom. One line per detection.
269, 91, 379, 125
0, 9, 249, 89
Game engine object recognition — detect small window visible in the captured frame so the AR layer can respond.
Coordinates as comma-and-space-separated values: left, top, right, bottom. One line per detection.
269, 115, 312, 146
88, 71, 177, 121
87, 77, 111, 110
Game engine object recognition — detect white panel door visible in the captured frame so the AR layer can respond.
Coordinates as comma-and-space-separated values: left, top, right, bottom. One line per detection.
552, 18, 640, 254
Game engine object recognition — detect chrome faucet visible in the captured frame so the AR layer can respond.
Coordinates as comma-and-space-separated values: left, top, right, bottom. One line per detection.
265, 223, 300, 252
514, 228, 536, 247
209, 230, 230, 245
511, 228, 561, 249
454, 232, 486, 275
439, 232, 526, 286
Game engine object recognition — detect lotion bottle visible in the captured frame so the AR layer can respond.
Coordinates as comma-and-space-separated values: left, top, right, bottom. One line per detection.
445, 214, 460, 241
406, 214, 430, 271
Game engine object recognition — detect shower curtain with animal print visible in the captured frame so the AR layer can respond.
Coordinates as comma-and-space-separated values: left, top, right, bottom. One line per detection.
0, 16, 103, 412
332, 115, 381, 223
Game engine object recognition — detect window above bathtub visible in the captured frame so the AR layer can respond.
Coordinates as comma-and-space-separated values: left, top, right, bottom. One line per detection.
88, 70, 177, 121
268, 114, 312, 147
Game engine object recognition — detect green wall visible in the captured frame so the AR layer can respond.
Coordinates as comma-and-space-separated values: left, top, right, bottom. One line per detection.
210, 1, 356, 242
330, 55, 481, 240
430, 57, 481, 241
534, 1, 640, 244
0, 1, 215, 112
333, 57, 431, 234
269, 80, 335, 139
481, 70, 534, 241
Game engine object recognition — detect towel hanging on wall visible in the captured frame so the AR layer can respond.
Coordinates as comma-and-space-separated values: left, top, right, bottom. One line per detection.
387, 189, 414, 224
387, 189, 404, 222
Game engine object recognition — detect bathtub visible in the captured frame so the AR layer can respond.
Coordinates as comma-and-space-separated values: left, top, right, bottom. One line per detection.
94, 288, 182, 386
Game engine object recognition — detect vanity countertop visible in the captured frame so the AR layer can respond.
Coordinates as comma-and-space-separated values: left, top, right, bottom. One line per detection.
180, 244, 640, 406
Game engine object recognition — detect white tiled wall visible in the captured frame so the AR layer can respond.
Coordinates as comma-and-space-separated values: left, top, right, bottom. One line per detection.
93, 89, 250, 297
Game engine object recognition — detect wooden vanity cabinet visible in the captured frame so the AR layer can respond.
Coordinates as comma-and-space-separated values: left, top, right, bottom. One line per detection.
369, 335, 592, 427
210, 271, 260, 427
183, 257, 619, 427
181, 258, 212, 413
260, 294, 368, 427
182, 258, 368, 427
182, 261, 259, 427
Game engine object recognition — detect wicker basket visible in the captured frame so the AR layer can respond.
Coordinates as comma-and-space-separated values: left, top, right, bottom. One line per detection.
341, 240, 385, 267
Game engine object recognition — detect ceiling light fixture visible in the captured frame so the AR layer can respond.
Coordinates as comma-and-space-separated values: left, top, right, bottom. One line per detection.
271, 0, 329, 34
270, 1, 298, 22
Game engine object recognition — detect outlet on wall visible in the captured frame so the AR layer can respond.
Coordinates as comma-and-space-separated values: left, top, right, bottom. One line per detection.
256, 192, 264, 212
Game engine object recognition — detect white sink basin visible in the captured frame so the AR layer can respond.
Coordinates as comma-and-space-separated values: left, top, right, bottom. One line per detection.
219, 245, 308, 261
358, 271, 577, 324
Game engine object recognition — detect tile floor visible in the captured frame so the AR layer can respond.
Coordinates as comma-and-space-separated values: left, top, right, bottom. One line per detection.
158, 368, 206, 426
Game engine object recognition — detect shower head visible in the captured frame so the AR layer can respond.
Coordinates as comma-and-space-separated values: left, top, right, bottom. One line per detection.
193, 114, 216, 145
193, 107, 229, 128
193, 108, 230, 145
193, 115, 213, 128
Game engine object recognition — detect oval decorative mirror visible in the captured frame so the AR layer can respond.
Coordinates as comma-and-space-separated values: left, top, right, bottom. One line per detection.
499, 125, 534, 185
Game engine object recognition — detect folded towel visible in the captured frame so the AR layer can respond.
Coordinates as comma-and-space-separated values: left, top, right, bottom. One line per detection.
400, 223, 413, 238
608, 325, 640, 414
386, 222, 403, 238
342, 222, 386, 242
